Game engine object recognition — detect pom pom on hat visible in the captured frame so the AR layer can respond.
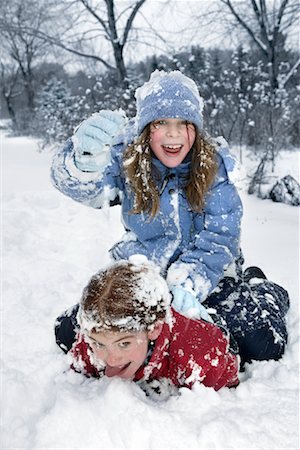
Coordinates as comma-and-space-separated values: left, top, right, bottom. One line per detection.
135, 70, 204, 135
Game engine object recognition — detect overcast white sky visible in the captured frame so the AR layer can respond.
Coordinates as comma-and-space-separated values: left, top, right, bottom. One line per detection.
125, 0, 231, 61
124, 0, 299, 61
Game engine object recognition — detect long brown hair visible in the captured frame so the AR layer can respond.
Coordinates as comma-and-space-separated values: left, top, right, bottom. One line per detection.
123, 125, 218, 218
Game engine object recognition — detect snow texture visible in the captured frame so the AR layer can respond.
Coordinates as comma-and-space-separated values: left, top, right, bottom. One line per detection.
79, 256, 172, 333
135, 70, 204, 133
135, 70, 204, 112
2, 128, 299, 449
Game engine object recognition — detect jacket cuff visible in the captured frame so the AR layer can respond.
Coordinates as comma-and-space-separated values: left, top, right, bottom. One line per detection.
64, 151, 102, 183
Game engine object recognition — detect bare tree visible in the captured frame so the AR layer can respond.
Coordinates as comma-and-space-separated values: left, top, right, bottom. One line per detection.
0, 63, 22, 125
0, 0, 53, 112
81, 0, 146, 83
29, 0, 148, 86
218, 0, 300, 91
212, 0, 300, 196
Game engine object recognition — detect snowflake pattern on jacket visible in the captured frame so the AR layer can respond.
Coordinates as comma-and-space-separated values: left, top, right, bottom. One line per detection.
71, 309, 239, 391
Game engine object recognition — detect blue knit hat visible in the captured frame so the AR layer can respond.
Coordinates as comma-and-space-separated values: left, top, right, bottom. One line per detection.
135, 70, 204, 135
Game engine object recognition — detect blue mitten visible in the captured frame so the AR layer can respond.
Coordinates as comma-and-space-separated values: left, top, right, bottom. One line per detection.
73, 110, 126, 172
171, 287, 213, 323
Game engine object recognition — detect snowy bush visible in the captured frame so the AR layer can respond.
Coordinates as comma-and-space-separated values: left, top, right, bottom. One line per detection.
33, 78, 89, 146
3, 44, 298, 160
32, 73, 142, 147
269, 175, 300, 206
87, 72, 141, 119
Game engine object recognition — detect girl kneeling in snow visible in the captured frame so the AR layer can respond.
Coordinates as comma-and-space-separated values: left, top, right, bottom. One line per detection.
65, 257, 239, 391
52, 70, 289, 365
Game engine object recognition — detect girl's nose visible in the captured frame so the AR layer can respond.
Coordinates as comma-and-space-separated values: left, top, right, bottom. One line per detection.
105, 350, 122, 367
166, 123, 181, 137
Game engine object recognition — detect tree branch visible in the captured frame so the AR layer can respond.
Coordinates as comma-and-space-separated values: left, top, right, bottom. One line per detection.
104, 0, 119, 43
258, 0, 270, 41
78, 0, 109, 36
3, 23, 115, 71
122, 0, 147, 46
220, 0, 268, 54
273, 0, 290, 45
279, 56, 300, 88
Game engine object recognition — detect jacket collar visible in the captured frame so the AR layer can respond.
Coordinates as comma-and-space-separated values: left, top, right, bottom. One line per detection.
151, 154, 191, 179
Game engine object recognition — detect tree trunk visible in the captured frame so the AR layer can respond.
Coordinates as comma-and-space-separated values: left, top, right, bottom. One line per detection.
3, 93, 17, 124
112, 42, 128, 86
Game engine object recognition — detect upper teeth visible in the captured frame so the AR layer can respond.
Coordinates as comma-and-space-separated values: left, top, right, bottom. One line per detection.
164, 145, 181, 149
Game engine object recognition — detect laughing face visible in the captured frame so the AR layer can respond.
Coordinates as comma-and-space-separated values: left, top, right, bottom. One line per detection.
86, 324, 163, 379
149, 118, 196, 168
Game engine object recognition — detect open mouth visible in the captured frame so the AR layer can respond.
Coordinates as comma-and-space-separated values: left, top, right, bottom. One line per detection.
105, 362, 131, 378
162, 144, 183, 155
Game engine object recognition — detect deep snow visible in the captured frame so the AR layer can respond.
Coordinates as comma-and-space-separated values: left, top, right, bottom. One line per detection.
1, 128, 299, 449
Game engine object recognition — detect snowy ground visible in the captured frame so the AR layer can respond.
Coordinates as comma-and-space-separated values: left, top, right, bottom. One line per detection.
1, 128, 299, 450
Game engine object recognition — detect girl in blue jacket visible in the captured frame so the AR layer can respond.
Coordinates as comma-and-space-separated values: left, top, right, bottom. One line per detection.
52, 70, 289, 366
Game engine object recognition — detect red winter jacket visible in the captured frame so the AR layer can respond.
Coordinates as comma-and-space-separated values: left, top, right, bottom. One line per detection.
71, 309, 239, 391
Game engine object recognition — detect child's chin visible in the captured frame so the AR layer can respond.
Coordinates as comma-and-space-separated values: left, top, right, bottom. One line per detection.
118, 373, 134, 380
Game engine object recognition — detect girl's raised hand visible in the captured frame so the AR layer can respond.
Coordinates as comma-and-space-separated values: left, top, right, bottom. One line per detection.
73, 110, 127, 172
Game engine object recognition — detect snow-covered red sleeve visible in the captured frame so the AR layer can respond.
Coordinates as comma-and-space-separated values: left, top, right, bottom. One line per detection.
70, 334, 102, 378
199, 343, 239, 391
169, 311, 239, 390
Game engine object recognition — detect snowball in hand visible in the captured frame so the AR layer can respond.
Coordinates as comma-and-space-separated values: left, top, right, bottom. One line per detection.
73, 110, 126, 172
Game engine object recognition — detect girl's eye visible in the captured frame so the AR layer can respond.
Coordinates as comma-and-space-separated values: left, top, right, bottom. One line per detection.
152, 120, 166, 129
119, 341, 131, 349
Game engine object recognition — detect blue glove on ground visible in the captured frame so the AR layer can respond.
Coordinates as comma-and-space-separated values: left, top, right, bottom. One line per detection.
73, 110, 126, 172
171, 287, 213, 323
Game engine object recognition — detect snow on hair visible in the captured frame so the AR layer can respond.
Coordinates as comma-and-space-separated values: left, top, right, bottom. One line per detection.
123, 127, 218, 217
78, 255, 172, 333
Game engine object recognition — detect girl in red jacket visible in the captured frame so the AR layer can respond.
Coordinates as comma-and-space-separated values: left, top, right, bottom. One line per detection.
67, 255, 239, 392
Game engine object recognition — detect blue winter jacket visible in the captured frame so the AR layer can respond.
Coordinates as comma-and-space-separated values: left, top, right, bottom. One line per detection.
51, 136, 243, 302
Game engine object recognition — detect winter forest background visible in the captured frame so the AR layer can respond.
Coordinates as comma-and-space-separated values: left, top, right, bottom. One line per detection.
1, 0, 299, 199
1, 1, 300, 449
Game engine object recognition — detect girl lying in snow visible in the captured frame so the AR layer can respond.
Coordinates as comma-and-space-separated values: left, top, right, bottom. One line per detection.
51, 70, 289, 365
59, 257, 239, 391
